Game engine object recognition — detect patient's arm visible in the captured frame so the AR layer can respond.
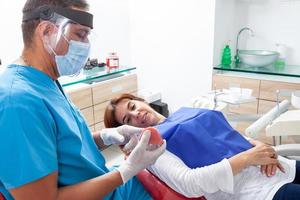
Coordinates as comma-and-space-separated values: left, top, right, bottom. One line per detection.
147, 151, 234, 198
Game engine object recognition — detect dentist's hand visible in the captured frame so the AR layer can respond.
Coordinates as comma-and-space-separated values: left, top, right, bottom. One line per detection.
100, 125, 143, 146
117, 131, 166, 183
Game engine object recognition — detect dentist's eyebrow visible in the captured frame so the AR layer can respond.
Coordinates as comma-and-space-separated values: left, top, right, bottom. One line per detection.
122, 101, 131, 124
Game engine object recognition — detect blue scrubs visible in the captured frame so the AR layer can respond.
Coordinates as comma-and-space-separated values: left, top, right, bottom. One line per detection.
0, 65, 150, 200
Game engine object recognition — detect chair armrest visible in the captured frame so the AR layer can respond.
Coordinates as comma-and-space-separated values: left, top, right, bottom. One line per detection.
275, 144, 300, 157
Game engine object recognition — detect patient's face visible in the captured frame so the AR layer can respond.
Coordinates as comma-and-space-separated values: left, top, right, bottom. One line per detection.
114, 99, 161, 128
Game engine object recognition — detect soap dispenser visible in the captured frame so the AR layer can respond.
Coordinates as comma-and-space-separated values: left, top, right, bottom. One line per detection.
275, 43, 286, 68
221, 42, 232, 66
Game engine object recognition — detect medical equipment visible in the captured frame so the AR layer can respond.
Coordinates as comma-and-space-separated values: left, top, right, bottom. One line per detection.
246, 90, 300, 147
245, 99, 289, 139
266, 91, 300, 143
191, 87, 256, 120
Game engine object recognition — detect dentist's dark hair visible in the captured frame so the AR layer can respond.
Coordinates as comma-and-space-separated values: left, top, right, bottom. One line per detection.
104, 93, 145, 128
22, 0, 89, 47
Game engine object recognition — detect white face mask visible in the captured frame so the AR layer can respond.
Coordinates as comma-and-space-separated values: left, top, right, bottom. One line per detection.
54, 40, 90, 76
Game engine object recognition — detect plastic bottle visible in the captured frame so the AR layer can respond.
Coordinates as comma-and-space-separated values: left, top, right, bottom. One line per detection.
106, 52, 119, 69
221, 43, 232, 66
275, 44, 286, 69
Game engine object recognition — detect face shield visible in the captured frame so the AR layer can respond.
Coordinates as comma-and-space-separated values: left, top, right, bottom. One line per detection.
23, 5, 94, 76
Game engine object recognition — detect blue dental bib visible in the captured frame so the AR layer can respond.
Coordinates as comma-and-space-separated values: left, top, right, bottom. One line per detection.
156, 108, 252, 168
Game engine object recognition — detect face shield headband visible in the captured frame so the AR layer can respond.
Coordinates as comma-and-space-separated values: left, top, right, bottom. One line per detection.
22, 5, 93, 29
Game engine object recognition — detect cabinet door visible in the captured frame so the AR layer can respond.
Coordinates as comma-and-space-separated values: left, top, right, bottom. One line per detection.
258, 99, 277, 114
66, 86, 93, 109
212, 74, 260, 97
80, 107, 94, 126
89, 125, 95, 132
260, 80, 300, 101
92, 74, 138, 105
95, 122, 105, 131
94, 102, 109, 124
228, 101, 258, 115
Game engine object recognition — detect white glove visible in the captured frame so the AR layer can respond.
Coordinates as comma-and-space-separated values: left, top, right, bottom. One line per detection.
100, 125, 143, 146
116, 131, 166, 183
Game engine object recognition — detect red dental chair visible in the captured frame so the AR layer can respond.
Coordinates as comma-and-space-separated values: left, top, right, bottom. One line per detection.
0, 193, 5, 200
137, 170, 207, 200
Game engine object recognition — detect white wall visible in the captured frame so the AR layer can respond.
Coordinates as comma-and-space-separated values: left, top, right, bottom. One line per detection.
0, 1, 25, 66
90, 0, 132, 65
129, 0, 216, 112
0, 0, 132, 67
214, 0, 300, 66
1, 1, 216, 112
213, 0, 236, 67
238, 0, 300, 65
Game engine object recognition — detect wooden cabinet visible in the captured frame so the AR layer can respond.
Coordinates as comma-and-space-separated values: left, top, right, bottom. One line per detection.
94, 102, 109, 125
80, 107, 94, 126
92, 74, 137, 104
212, 74, 300, 137
260, 80, 300, 101
212, 74, 260, 121
257, 99, 277, 114
212, 74, 260, 97
68, 85, 93, 109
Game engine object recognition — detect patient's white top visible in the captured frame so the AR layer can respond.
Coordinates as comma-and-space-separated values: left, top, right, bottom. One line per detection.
148, 151, 296, 200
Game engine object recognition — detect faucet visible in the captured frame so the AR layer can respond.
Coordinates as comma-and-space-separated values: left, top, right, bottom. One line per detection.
235, 27, 254, 64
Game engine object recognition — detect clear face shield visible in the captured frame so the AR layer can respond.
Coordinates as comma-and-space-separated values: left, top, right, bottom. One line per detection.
23, 6, 94, 76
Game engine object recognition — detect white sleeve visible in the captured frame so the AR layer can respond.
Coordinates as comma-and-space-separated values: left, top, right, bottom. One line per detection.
147, 150, 234, 198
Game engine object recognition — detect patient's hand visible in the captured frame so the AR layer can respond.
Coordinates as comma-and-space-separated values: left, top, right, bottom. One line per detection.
249, 139, 285, 176
245, 141, 278, 166
261, 163, 285, 177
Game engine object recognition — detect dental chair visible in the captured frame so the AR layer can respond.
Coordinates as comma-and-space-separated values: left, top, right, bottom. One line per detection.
246, 91, 300, 160
0, 172, 206, 200
138, 93, 300, 200
137, 170, 207, 200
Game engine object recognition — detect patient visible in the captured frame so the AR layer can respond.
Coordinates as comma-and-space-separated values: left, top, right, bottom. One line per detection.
103, 93, 300, 200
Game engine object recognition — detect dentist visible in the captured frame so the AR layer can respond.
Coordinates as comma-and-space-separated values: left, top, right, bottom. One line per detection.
0, 1, 165, 200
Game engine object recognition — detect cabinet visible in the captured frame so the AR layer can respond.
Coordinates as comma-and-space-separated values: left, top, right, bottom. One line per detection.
64, 73, 138, 149
212, 75, 259, 115
212, 74, 300, 140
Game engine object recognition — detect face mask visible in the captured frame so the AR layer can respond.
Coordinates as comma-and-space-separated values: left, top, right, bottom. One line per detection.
55, 40, 90, 76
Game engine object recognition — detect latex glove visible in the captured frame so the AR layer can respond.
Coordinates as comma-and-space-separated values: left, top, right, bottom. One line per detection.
100, 125, 143, 146
116, 131, 166, 183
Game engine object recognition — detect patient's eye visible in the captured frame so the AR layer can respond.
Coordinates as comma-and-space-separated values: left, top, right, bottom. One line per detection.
129, 101, 135, 110
131, 103, 136, 110
127, 117, 132, 124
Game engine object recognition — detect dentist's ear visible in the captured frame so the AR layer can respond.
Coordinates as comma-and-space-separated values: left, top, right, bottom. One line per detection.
36, 22, 54, 38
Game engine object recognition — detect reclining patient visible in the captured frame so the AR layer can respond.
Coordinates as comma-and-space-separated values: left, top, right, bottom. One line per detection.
102, 93, 300, 200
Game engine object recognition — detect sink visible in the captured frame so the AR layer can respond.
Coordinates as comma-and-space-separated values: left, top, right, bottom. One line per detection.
238, 50, 279, 67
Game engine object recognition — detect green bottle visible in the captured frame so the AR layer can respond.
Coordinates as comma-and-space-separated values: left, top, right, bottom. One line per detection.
221, 44, 232, 66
